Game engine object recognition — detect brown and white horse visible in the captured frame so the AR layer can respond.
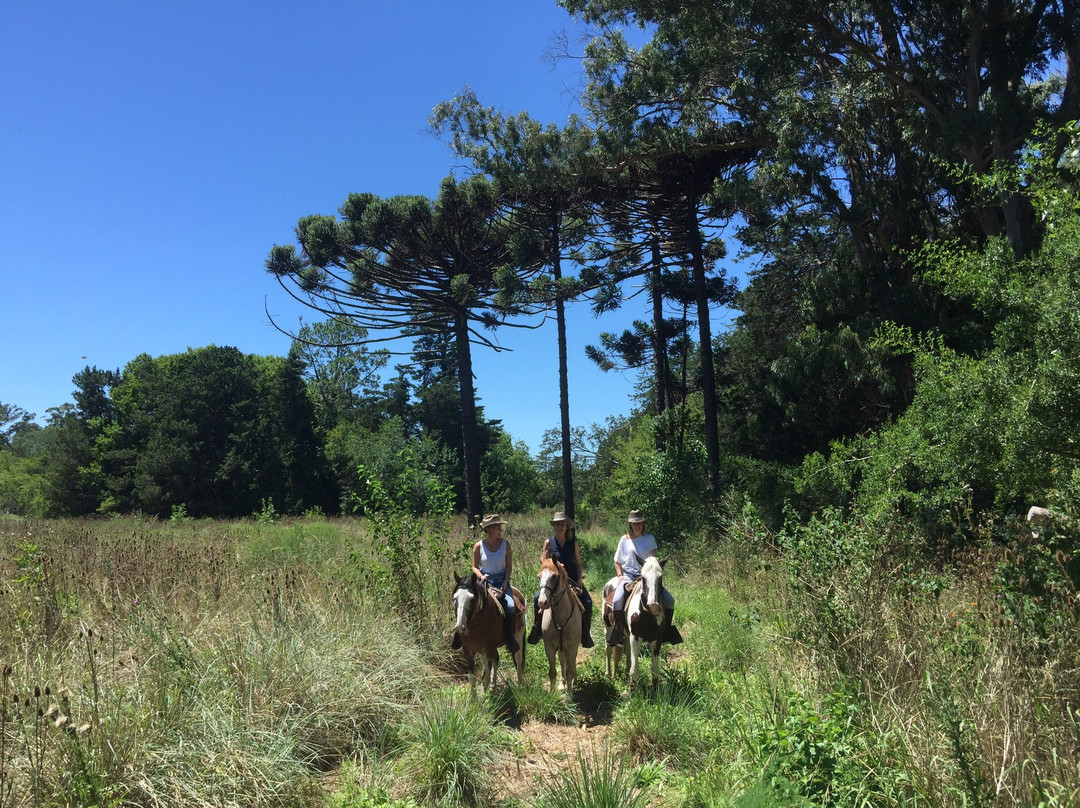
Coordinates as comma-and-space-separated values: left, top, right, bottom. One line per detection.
536, 557, 581, 692
451, 572, 526, 693
625, 556, 671, 687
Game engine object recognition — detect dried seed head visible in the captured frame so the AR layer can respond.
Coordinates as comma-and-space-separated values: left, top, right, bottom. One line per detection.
2, 665, 11, 677
53, 715, 68, 729
33, 686, 40, 698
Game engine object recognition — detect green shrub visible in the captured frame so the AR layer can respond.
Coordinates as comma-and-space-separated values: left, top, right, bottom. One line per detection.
395, 691, 508, 807
535, 746, 653, 808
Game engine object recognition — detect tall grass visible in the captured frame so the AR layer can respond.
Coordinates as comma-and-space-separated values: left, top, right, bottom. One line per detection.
0, 516, 450, 807
535, 746, 653, 808
4, 509, 1078, 807
395, 689, 510, 807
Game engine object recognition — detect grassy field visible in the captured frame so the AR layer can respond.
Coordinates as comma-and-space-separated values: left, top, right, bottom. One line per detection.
0, 513, 1077, 807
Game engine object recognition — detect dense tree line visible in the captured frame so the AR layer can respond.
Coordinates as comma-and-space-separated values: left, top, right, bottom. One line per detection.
0, 338, 548, 518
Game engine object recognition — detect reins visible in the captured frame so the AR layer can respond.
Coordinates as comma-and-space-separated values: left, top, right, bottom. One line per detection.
539, 565, 578, 635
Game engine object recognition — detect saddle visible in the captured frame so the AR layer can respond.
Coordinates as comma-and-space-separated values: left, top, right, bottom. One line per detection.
486, 583, 525, 618
603, 578, 639, 608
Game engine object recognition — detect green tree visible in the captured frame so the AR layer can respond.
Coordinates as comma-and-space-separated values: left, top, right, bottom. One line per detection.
563, 0, 1080, 466
798, 126, 1080, 532
432, 92, 602, 519
101, 346, 329, 517
288, 315, 390, 433
267, 175, 543, 524
0, 402, 38, 450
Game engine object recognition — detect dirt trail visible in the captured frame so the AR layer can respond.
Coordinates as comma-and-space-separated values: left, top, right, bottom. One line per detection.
492, 717, 615, 803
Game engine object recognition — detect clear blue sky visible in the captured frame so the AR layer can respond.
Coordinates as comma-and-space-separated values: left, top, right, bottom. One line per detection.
1, 1, 737, 453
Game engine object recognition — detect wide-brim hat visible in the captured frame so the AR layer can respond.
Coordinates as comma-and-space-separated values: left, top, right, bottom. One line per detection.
627, 509, 646, 523
480, 513, 507, 530
550, 511, 576, 528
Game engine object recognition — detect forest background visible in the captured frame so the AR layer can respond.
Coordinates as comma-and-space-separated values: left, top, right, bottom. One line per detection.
4, 0, 1080, 539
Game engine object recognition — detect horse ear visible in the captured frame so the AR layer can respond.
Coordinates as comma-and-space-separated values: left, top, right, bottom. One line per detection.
659, 557, 668, 568
453, 571, 461, 584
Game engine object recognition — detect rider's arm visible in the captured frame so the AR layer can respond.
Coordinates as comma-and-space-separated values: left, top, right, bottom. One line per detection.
502, 541, 512, 594
471, 541, 485, 582
614, 536, 625, 578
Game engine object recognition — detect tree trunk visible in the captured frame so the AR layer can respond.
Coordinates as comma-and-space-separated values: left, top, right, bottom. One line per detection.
649, 230, 669, 451
689, 213, 721, 501
552, 224, 576, 520
454, 313, 483, 525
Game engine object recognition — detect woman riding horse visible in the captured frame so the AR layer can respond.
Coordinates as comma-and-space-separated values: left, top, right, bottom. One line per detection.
471, 513, 520, 653
604, 509, 682, 647
527, 511, 594, 648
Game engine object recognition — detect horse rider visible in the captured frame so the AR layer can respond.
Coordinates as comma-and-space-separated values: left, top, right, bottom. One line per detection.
472, 513, 520, 653
604, 509, 682, 646
527, 511, 595, 648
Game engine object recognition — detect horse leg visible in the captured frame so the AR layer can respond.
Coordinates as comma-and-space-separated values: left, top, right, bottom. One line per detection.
651, 639, 661, 684
465, 651, 478, 695
562, 645, 577, 693
628, 636, 640, 689
513, 618, 527, 683
544, 619, 558, 691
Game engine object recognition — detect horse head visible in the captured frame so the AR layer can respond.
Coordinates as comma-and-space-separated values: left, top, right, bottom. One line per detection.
452, 572, 483, 636
537, 558, 565, 610
638, 556, 666, 617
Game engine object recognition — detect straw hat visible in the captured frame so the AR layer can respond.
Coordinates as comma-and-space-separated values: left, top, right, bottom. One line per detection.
627, 509, 646, 523
480, 513, 507, 530
550, 511, 576, 528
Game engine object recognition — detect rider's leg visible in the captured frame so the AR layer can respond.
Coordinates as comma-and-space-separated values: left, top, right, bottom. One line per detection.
661, 588, 682, 644
527, 592, 542, 644
502, 593, 520, 654
580, 589, 595, 648
607, 581, 627, 646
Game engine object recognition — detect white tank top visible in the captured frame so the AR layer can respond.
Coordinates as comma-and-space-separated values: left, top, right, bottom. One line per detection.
480, 538, 507, 579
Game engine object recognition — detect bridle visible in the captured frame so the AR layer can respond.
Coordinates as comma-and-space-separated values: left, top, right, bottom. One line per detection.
454, 575, 490, 628
538, 564, 576, 633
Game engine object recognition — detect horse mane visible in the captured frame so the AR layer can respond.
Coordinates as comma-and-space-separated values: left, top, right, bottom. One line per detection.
540, 557, 564, 578
454, 572, 487, 612
641, 555, 663, 577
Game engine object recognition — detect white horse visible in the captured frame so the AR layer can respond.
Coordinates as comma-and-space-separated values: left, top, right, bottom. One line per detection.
451, 573, 526, 694
536, 557, 582, 692
625, 556, 672, 687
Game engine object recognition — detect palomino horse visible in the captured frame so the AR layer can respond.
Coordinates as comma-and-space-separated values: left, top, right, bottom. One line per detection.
536, 557, 582, 692
451, 572, 526, 693
625, 556, 673, 687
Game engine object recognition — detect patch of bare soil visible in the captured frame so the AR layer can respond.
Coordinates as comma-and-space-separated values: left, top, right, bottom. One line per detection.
491, 718, 614, 805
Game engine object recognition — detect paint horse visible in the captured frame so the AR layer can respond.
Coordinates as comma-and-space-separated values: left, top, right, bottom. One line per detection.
451, 572, 526, 693
536, 557, 582, 693
603, 556, 678, 687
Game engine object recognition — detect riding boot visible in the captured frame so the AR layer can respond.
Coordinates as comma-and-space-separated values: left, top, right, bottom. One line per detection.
607, 609, 625, 646
503, 614, 521, 653
527, 600, 542, 645
663, 608, 683, 645
581, 600, 595, 648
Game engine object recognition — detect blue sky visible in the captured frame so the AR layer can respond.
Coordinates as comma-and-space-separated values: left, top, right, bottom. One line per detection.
1, 1, 738, 453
